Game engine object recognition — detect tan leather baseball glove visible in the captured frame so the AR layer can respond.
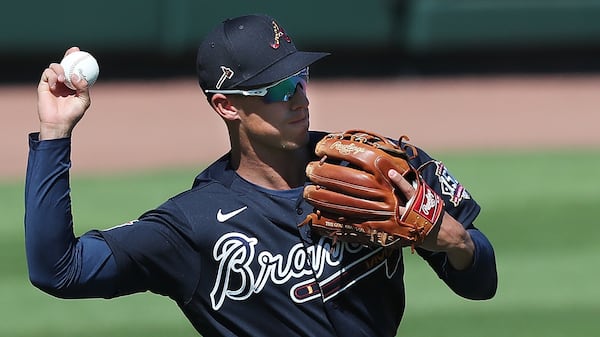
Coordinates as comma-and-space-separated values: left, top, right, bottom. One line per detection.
301, 129, 445, 249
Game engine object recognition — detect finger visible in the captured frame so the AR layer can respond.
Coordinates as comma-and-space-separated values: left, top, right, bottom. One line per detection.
51, 61, 89, 92
388, 169, 414, 197
70, 73, 90, 91
63, 46, 81, 58
388, 169, 416, 212
388, 169, 414, 218
49, 63, 65, 82
56, 47, 81, 91
39, 66, 59, 91
44, 63, 72, 92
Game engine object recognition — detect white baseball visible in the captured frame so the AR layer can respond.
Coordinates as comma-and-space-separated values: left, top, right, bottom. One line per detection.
59, 51, 100, 89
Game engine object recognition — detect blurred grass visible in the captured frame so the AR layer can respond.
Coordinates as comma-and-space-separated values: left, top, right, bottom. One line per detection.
1, 149, 599, 336
401, 148, 600, 337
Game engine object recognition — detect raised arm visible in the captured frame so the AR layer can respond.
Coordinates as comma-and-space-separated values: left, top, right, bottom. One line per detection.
25, 47, 118, 298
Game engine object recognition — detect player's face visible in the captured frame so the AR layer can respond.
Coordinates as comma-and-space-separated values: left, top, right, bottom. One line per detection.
231, 82, 311, 151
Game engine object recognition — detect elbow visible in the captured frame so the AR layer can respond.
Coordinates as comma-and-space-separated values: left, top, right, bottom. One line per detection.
450, 274, 497, 300
482, 274, 498, 300
460, 260, 498, 300
466, 275, 497, 300
463, 229, 498, 300
447, 252, 498, 300
28, 271, 72, 299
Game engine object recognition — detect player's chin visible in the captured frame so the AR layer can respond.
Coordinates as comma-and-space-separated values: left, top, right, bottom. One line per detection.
281, 124, 310, 149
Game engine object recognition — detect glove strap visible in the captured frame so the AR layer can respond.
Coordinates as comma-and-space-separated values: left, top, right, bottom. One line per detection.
402, 177, 445, 245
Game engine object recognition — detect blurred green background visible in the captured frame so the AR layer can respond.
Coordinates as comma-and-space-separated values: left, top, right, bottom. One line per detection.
2, 0, 600, 336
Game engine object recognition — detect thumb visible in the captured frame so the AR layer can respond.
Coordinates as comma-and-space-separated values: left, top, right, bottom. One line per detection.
70, 73, 92, 104
70, 72, 89, 90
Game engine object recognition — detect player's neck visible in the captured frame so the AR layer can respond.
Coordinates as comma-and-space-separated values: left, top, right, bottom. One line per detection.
233, 147, 309, 190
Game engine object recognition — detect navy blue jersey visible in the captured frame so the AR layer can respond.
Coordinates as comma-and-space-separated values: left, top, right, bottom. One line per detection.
25, 131, 497, 337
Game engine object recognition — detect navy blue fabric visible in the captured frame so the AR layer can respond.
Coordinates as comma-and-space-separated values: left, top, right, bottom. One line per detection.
25, 131, 497, 337
25, 134, 117, 298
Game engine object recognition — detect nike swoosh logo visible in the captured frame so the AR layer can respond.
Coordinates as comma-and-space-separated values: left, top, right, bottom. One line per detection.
216, 206, 248, 223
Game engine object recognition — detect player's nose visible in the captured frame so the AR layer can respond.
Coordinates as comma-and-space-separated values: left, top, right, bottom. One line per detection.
290, 84, 309, 109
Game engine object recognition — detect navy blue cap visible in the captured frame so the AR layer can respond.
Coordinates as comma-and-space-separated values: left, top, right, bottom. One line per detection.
196, 14, 329, 92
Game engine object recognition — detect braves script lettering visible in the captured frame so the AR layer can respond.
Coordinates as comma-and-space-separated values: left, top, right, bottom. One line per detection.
210, 232, 396, 310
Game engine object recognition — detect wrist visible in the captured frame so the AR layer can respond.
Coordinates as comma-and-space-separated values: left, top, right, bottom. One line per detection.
39, 123, 72, 140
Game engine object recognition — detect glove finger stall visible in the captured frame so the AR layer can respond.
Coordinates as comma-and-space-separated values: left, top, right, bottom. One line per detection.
306, 161, 388, 199
316, 138, 406, 175
303, 186, 395, 218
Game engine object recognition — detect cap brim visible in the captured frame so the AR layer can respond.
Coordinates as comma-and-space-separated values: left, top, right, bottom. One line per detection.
237, 51, 330, 88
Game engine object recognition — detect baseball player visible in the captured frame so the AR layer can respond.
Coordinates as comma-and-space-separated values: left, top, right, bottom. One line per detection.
25, 14, 497, 336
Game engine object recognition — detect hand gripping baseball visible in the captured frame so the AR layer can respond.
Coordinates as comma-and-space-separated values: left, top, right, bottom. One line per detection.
38, 47, 92, 140
301, 130, 445, 249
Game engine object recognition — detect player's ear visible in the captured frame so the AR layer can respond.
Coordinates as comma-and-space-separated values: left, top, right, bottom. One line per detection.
211, 94, 240, 121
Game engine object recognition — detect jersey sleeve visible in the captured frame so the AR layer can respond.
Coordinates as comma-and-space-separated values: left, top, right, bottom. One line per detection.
97, 198, 201, 303
407, 145, 498, 299
412, 156, 481, 228
24, 133, 201, 304
25, 133, 119, 299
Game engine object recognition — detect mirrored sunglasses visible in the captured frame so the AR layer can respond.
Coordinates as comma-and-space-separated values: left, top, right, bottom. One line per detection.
205, 68, 309, 103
